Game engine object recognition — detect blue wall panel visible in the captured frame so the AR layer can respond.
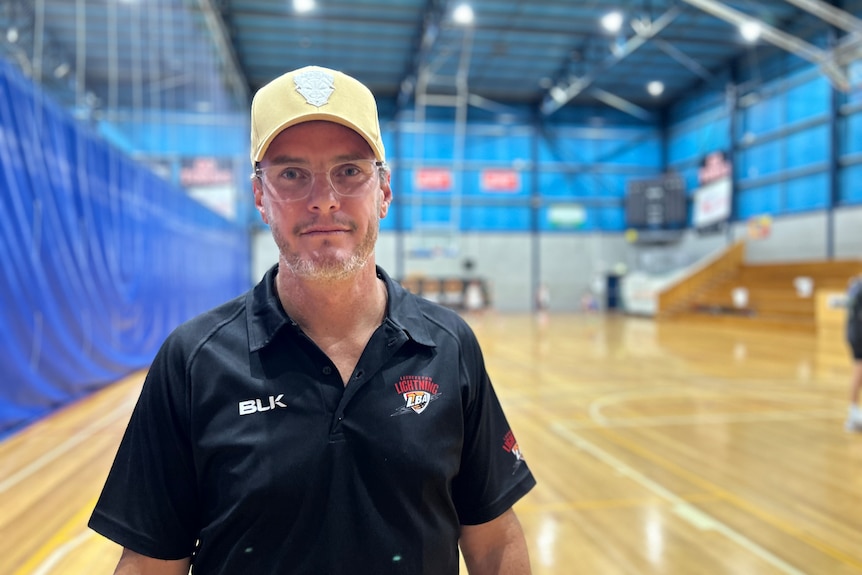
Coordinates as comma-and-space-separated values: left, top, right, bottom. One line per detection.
610, 139, 661, 166
786, 76, 829, 124
786, 125, 829, 167
850, 60, 862, 104
668, 113, 730, 166
841, 163, 862, 204
741, 97, 783, 136
407, 203, 453, 227
400, 129, 458, 160
845, 112, 862, 155
736, 184, 781, 219
537, 171, 569, 197
785, 172, 829, 212
109, 116, 248, 157
465, 130, 531, 161
739, 139, 783, 179
390, 121, 649, 232
537, 171, 628, 199
462, 204, 531, 231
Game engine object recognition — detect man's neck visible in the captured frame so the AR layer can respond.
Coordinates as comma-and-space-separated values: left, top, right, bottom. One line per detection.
274, 260, 387, 340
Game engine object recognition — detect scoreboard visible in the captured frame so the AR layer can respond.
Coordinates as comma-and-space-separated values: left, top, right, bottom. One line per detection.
625, 174, 687, 230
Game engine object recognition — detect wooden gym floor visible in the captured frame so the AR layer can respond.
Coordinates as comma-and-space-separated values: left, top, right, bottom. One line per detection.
1, 313, 860, 574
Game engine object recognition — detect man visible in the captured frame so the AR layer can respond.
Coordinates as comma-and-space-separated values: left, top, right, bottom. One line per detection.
89, 66, 536, 574
845, 273, 862, 432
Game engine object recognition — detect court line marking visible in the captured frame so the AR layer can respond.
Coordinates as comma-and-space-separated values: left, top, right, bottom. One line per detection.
551, 421, 809, 575
30, 530, 93, 575
12, 497, 100, 575
580, 409, 840, 429
0, 395, 136, 494
587, 387, 844, 428
565, 420, 862, 571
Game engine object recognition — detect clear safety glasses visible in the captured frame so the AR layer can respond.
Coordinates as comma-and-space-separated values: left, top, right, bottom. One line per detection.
254, 159, 385, 202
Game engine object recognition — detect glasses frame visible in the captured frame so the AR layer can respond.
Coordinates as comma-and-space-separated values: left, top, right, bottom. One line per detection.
253, 159, 388, 203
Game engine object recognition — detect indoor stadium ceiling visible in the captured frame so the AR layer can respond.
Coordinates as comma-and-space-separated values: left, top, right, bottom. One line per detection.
1, 0, 860, 121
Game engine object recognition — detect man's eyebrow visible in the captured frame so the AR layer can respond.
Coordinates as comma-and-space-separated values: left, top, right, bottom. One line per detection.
266, 155, 308, 165
265, 154, 372, 166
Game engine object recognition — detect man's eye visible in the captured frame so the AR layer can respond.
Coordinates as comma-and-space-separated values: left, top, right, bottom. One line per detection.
335, 164, 363, 178
279, 168, 304, 180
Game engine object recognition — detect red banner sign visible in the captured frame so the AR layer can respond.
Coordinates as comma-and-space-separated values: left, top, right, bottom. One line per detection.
481, 169, 520, 192
415, 168, 452, 191
180, 157, 233, 187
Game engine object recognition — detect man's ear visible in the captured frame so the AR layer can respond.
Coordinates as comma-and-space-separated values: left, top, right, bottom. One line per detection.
253, 178, 270, 225
379, 172, 393, 219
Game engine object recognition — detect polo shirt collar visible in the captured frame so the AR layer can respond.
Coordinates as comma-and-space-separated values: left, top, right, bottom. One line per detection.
376, 266, 435, 348
247, 264, 435, 352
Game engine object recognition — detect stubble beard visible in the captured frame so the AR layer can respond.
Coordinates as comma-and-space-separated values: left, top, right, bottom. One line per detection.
269, 200, 380, 282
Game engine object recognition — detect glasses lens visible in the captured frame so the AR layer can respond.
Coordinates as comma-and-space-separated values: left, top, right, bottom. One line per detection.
259, 160, 378, 202
329, 160, 377, 197
260, 166, 311, 202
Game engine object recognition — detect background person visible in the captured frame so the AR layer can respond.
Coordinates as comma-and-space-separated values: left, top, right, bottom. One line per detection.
845, 273, 862, 432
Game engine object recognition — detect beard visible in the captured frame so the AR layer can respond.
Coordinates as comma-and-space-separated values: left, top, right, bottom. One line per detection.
267, 197, 380, 282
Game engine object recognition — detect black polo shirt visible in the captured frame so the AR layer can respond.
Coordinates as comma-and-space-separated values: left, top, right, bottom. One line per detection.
89, 265, 536, 574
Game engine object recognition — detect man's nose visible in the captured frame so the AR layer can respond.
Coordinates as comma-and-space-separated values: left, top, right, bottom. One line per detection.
305, 172, 340, 210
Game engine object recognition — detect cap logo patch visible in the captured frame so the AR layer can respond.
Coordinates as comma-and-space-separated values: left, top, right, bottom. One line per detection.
294, 69, 335, 107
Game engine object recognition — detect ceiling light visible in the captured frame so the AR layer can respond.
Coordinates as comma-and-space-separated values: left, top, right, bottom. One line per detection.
601, 11, 623, 34
550, 86, 567, 104
53, 63, 70, 79
294, 0, 315, 14
740, 21, 761, 42
7, 28, 19, 44
453, 4, 474, 26
647, 81, 664, 96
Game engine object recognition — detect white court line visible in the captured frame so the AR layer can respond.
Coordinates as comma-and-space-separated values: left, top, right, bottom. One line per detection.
587, 387, 844, 428
580, 409, 839, 429
0, 396, 136, 494
30, 530, 93, 575
551, 421, 809, 575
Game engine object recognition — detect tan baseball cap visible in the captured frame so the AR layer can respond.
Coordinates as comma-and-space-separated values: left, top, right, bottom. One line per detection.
250, 66, 386, 166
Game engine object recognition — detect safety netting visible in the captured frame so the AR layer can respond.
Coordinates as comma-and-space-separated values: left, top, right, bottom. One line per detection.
0, 58, 249, 438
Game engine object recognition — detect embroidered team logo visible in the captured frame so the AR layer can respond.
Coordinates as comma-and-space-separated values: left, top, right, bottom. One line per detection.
502, 429, 525, 473
294, 69, 335, 107
391, 375, 441, 416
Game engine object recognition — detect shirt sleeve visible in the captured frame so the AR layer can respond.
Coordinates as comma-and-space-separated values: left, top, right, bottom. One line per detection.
451, 323, 536, 526
88, 331, 200, 560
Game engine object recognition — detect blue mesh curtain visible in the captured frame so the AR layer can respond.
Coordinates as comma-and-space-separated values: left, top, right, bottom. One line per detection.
0, 58, 249, 438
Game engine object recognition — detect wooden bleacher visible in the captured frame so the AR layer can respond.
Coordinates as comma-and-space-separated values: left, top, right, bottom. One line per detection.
657, 243, 862, 332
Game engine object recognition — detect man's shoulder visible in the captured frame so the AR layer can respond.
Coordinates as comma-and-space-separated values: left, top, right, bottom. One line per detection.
166, 291, 248, 351
406, 291, 476, 341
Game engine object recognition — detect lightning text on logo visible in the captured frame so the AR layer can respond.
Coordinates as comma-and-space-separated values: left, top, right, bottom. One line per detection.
239, 394, 287, 416
394, 376, 438, 396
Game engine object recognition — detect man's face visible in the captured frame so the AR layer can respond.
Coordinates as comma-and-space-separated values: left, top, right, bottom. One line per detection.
253, 121, 391, 281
